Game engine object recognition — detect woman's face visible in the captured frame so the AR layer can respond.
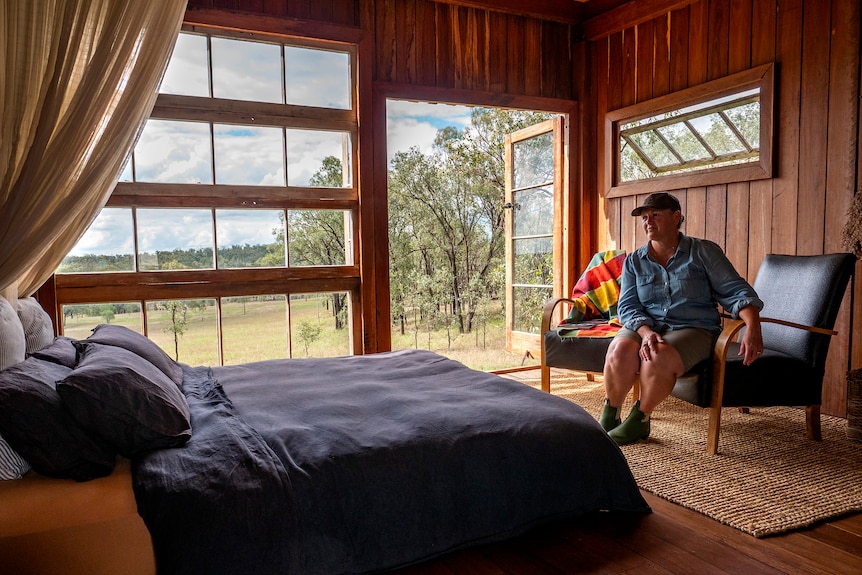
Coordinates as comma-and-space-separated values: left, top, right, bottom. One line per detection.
641, 208, 679, 241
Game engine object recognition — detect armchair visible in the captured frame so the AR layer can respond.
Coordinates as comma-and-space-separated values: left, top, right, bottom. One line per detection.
540, 251, 626, 393
672, 253, 856, 454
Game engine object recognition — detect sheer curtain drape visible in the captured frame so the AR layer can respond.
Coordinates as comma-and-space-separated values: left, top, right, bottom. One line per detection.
0, 0, 186, 298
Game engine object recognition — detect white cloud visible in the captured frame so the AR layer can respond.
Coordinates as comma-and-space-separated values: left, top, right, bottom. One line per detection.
386, 101, 472, 164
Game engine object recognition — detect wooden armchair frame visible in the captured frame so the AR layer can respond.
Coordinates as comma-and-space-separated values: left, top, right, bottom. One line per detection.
704, 316, 838, 455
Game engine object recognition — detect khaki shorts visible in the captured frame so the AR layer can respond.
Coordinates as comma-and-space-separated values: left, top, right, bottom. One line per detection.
616, 327, 716, 373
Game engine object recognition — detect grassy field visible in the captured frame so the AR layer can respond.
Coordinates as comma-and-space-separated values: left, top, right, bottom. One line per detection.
62, 297, 531, 371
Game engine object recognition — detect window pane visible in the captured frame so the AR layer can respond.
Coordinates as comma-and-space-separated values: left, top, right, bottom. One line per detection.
656, 123, 711, 162
61, 303, 142, 339
288, 210, 348, 266
285, 46, 351, 109
214, 124, 285, 186
118, 156, 133, 182
289, 292, 350, 357
513, 132, 553, 188
58, 208, 135, 273
725, 102, 760, 148
134, 120, 212, 184
697, 114, 746, 155
211, 37, 282, 103
627, 131, 677, 168
221, 296, 288, 364
512, 186, 553, 237
146, 299, 218, 365
217, 210, 285, 268
160, 33, 209, 97
137, 209, 214, 270
286, 129, 351, 187
513, 238, 553, 286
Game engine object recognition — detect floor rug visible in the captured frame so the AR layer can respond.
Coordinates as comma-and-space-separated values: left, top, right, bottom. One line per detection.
515, 372, 862, 537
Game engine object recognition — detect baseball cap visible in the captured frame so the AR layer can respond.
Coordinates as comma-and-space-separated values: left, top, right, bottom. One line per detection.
631, 192, 682, 216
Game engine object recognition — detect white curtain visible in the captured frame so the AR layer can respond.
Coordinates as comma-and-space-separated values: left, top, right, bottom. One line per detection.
0, 0, 186, 298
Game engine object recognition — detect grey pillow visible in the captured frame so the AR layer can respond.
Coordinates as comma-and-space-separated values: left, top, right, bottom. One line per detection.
30, 336, 77, 368
17, 297, 54, 355
57, 342, 191, 457
0, 357, 115, 481
84, 324, 184, 386
0, 296, 25, 371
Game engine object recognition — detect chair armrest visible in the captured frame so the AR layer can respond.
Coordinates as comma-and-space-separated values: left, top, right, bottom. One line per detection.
759, 317, 838, 336
541, 297, 576, 335
712, 316, 838, 366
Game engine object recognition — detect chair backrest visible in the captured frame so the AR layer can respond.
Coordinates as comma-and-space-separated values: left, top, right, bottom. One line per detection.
752, 253, 856, 368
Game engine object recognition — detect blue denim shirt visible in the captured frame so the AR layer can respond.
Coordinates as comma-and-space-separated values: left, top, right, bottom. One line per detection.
619, 234, 763, 335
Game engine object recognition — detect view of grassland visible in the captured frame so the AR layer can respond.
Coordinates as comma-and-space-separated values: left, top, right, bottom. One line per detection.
63, 296, 535, 371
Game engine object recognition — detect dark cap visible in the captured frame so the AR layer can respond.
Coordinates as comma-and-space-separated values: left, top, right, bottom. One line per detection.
631, 192, 682, 216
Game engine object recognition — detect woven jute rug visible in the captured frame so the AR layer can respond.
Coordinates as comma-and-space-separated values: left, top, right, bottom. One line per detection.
515, 372, 862, 537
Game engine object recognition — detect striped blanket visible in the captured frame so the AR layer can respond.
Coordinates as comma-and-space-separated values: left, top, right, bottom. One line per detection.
556, 250, 626, 338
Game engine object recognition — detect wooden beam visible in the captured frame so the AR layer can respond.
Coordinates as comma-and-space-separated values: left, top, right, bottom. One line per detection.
431, 0, 586, 26
580, 0, 697, 41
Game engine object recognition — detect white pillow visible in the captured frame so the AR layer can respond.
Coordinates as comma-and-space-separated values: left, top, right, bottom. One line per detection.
17, 297, 55, 354
0, 296, 25, 371
0, 432, 30, 480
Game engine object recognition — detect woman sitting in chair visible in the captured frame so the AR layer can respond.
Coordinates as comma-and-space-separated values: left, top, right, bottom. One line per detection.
602, 192, 765, 445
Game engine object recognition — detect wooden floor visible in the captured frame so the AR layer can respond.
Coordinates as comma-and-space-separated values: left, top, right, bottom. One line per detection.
392, 491, 862, 574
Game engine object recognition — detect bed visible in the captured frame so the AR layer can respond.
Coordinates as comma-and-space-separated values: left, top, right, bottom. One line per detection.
0, 297, 649, 575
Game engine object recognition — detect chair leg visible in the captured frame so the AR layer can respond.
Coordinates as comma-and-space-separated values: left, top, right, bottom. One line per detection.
738, 407, 749, 414
707, 406, 722, 455
806, 405, 822, 440
586, 372, 595, 382
541, 364, 551, 393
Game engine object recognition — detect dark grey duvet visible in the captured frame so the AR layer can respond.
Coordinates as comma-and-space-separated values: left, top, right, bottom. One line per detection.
133, 349, 649, 574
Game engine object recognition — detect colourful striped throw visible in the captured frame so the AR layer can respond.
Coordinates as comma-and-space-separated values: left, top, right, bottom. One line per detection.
556, 250, 626, 338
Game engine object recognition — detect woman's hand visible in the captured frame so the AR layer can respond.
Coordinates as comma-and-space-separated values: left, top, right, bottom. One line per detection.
639, 330, 664, 362
738, 306, 764, 366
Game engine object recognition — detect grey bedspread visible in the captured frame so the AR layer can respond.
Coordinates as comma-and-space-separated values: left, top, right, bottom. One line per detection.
134, 349, 648, 574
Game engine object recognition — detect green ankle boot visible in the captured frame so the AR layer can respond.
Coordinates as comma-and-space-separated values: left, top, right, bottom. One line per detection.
608, 401, 650, 445
599, 399, 622, 431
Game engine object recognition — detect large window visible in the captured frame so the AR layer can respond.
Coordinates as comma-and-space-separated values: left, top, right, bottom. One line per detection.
605, 63, 774, 197
56, 28, 359, 364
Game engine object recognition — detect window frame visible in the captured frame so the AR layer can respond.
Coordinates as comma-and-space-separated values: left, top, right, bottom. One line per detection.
604, 63, 774, 198
53, 23, 363, 360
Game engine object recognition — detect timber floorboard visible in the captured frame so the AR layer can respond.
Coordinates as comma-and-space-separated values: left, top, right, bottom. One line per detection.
391, 491, 862, 575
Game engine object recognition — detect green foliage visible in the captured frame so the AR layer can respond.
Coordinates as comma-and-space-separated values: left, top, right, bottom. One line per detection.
163, 300, 189, 361
297, 320, 322, 356
388, 107, 552, 340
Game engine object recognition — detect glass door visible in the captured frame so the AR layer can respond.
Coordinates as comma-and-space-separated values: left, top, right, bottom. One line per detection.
504, 117, 565, 363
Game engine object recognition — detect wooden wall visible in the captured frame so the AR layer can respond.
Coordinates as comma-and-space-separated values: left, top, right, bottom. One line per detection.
179, 0, 861, 416
587, 0, 862, 416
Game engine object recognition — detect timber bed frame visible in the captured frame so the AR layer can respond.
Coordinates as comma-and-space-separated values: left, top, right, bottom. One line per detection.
0, 459, 155, 575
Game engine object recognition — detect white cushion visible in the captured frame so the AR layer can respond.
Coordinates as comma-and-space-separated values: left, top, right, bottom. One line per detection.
17, 297, 55, 354
0, 296, 25, 371
0, 432, 30, 480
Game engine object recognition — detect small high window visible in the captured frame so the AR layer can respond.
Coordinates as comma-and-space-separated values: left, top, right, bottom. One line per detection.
605, 64, 773, 197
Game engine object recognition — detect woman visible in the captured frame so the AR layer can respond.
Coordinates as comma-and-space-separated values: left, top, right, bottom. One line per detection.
601, 192, 764, 445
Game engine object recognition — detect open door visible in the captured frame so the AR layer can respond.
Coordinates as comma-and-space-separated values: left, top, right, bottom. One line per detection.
504, 116, 566, 363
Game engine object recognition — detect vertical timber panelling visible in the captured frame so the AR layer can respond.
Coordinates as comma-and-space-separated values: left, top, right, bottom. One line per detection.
747, 0, 775, 280
589, 0, 860, 416
772, 0, 803, 256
